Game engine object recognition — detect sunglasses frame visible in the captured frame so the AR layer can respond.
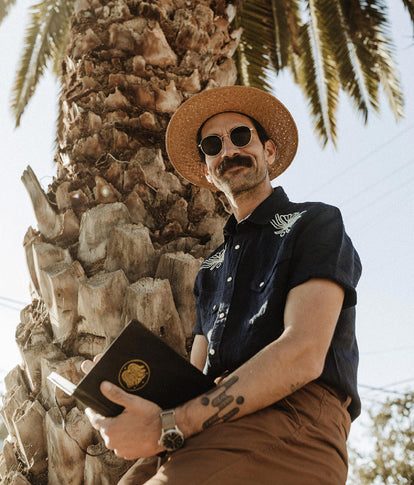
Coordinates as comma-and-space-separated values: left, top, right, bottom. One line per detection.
198, 125, 255, 157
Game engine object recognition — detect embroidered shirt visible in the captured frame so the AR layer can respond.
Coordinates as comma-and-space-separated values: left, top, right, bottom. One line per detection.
193, 187, 362, 420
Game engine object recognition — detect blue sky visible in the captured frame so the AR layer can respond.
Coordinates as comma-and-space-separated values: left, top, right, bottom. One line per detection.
0, 0, 413, 467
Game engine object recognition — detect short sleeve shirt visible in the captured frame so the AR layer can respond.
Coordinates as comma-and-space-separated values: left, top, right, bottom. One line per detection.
193, 187, 362, 420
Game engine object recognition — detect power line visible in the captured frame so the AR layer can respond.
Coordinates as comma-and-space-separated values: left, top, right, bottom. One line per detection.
359, 383, 412, 396
383, 377, 414, 388
0, 302, 22, 312
304, 123, 414, 198
344, 185, 414, 237
0, 296, 28, 306
338, 158, 414, 209
346, 173, 414, 218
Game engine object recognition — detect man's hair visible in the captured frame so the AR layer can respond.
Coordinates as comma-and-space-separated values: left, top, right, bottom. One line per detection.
196, 114, 270, 163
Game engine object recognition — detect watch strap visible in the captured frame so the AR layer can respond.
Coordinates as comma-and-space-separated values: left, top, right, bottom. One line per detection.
160, 409, 176, 430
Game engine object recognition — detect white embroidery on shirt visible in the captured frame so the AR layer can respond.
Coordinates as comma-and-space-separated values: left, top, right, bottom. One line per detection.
249, 300, 268, 325
269, 211, 306, 237
200, 246, 226, 271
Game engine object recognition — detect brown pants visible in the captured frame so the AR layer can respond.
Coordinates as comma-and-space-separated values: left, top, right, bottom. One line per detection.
118, 382, 351, 485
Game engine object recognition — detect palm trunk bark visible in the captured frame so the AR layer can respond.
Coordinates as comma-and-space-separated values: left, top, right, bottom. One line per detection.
0, 0, 241, 483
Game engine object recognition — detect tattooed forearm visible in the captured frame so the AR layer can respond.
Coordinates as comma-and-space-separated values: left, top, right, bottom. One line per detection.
200, 375, 245, 429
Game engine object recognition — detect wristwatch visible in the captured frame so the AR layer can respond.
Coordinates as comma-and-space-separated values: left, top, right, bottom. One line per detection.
158, 409, 185, 452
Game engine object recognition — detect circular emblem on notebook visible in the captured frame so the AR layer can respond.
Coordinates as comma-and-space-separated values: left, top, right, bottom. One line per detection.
118, 360, 150, 391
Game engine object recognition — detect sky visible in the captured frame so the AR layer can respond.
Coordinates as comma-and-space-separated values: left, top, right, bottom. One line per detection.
0, 0, 413, 470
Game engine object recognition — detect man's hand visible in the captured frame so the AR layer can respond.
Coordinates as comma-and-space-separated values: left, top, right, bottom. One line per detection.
85, 381, 165, 460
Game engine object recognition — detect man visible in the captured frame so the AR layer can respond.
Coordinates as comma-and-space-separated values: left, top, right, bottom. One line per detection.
84, 86, 362, 484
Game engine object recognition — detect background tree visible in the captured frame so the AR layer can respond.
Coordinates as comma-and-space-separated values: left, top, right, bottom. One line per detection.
349, 391, 414, 485
0, 1, 413, 484
1, 0, 414, 144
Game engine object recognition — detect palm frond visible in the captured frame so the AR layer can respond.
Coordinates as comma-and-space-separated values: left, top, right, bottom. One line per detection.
316, 0, 370, 122
234, 0, 274, 92
401, 0, 414, 30
0, 0, 17, 25
234, 0, 303, 94
10, 0, 74, 126
364, 1, 404, 119
340, 0, 403, 120
268, 0, 296, 71
297, 0, 339, 145
296, 23, 330, 146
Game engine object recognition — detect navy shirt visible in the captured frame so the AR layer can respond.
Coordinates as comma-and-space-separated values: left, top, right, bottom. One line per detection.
193, 187, 362, 420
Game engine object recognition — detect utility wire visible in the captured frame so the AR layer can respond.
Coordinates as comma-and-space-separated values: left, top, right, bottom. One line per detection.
346, 173, 414, 219
0, 302, 22, 312
338, 158, 414, 209
304, 124, 414, 198
383, 377, 414, 388
345, 186, 414, 237
359, 383, 411, 396
0, 296, 29, 306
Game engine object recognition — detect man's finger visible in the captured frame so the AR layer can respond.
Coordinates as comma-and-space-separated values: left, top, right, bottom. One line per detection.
81, 360, 94, 374
100, 381, 134, 407
85, 407, 107, 430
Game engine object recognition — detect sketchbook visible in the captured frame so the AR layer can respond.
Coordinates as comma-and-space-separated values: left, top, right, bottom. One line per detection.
48, 319, 214, 417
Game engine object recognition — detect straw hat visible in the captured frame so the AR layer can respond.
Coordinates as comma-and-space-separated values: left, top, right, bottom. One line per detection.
166, 85, 298, 191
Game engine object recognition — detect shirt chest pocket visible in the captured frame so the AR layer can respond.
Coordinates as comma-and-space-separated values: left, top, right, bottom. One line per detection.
249, 250, 292, 295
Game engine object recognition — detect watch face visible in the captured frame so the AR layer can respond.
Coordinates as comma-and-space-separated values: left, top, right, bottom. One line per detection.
161, 430, 184, 451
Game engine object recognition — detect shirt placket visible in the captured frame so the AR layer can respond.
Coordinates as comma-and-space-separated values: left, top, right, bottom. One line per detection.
206, 235, 244, 370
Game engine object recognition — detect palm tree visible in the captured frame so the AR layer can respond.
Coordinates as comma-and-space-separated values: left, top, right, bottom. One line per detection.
0, 1, 413, 484
2, 0, 413, 143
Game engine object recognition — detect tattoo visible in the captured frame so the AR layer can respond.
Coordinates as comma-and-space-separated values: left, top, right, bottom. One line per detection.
201, 376, 244, 429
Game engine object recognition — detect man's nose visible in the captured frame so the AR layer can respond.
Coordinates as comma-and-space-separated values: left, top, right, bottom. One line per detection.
221, 134, 239, 158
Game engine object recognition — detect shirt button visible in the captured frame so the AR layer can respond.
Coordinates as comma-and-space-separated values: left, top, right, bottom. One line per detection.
234, 244, 240, 250
259, 281, 265, 288
227, 276, 233, 283
209, 348, 216, 356
219, 312, 225, 319
212, 304, 217, 311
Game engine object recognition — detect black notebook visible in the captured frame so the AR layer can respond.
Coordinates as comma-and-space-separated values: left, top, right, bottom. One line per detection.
48, 319, 214, 417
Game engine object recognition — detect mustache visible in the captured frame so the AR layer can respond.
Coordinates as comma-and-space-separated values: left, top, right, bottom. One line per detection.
217, 155, 253, 176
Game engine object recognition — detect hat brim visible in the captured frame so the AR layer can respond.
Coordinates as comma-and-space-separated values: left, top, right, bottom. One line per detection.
166, 86, 298, 191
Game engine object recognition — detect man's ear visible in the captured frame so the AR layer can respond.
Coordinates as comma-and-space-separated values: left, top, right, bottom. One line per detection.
264, 139, 277, 167
203, 164, 213, 184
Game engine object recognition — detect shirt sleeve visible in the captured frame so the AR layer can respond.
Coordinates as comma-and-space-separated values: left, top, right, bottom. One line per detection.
287, 204, 362, 308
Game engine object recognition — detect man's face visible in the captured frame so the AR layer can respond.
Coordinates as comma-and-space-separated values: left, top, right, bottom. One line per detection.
200, 112, 276, 195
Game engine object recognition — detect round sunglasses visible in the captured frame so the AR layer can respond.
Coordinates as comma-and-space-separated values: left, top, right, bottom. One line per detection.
198, 125, 255, 157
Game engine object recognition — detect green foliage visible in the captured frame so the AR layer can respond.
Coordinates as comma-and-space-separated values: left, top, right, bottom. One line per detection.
9, 0, 74, 126
235, 0, 408, 146
1, 0, 413, 145
350, 391, 414, 484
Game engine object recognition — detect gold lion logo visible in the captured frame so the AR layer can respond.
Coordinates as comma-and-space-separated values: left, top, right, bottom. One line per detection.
118, 360, 150, 391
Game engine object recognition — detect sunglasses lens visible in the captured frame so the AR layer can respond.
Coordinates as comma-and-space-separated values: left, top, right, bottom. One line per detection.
230, 126, 252, 147
200, 135, 222, 156
199, 126, 253, 156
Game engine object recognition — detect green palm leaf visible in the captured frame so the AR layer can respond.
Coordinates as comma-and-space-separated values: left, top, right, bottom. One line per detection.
235, 0, 302, 91
316, 0, 370, 121
10, 0, 74, 126
235, 0, 275, 92
339, 0, 403, 119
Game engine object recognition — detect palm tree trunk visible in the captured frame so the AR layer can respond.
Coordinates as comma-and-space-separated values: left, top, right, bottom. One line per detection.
0, 1, 240, 483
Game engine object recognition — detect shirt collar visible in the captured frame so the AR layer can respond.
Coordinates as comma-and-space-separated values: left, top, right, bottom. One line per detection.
223, 186, 290, 236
